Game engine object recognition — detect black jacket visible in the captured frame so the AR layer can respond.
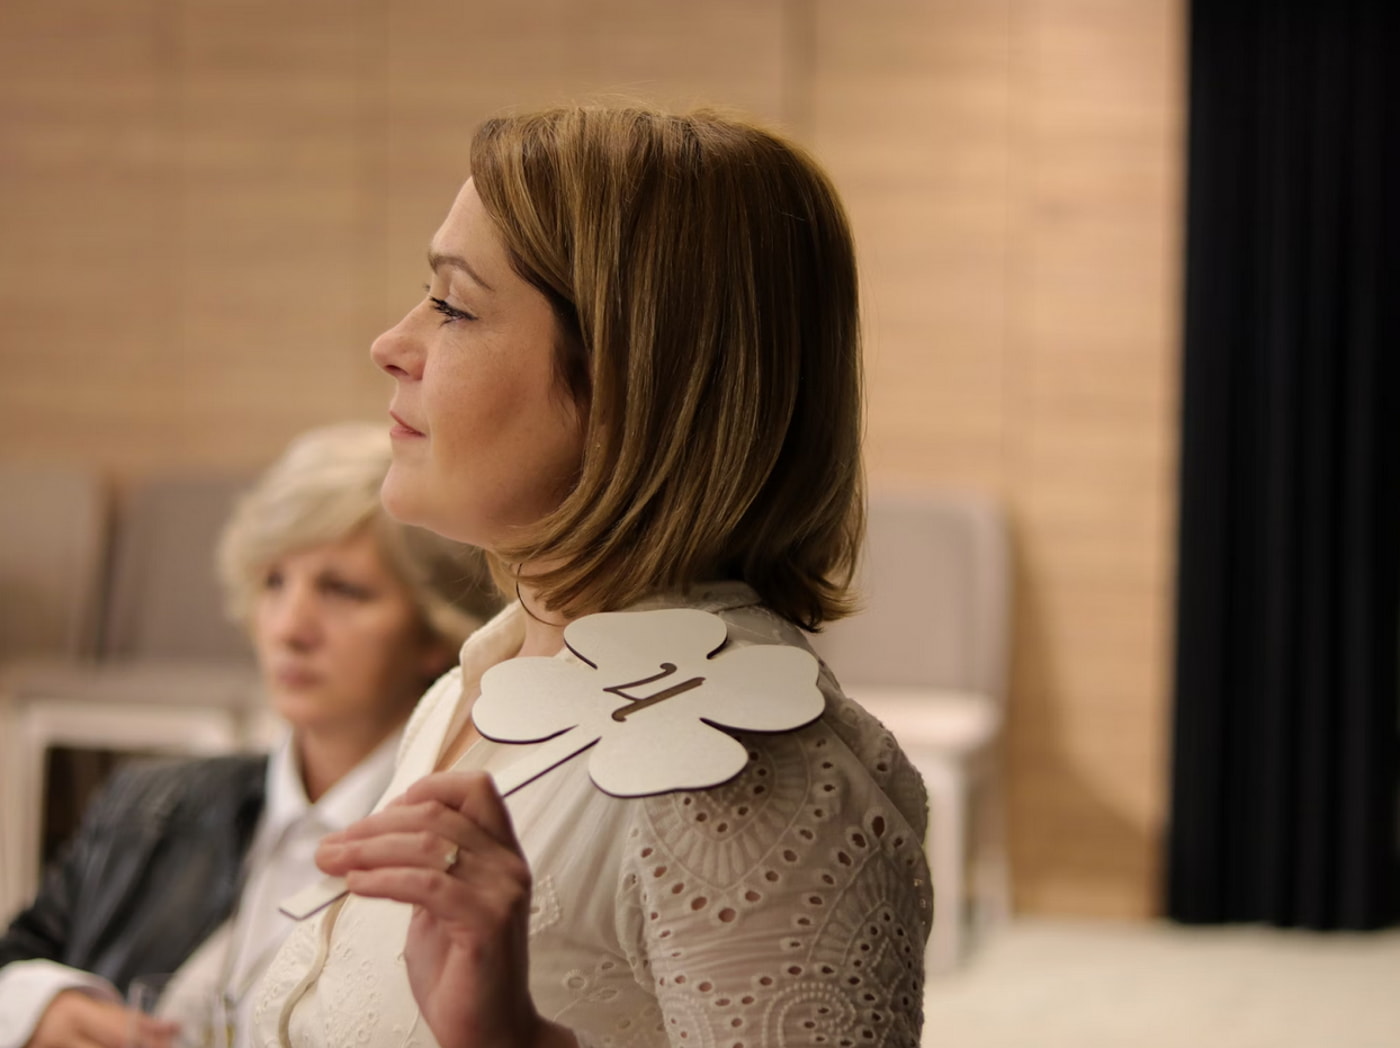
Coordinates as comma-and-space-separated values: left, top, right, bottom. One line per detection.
0, 754, 266, 996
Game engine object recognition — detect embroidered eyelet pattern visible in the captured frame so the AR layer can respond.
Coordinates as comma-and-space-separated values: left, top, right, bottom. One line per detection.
529, 872, 562, 937
619, 716, 931, 1046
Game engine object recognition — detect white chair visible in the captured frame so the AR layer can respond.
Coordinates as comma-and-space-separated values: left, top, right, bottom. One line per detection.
811, 491, 1013, 973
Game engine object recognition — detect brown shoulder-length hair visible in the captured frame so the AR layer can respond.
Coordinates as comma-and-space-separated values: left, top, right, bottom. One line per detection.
471, 105, 864, 631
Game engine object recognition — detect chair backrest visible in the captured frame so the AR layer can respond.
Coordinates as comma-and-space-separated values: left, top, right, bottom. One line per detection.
100, 473, 254, 664
810, 491, 1012, 700
0, 464, 106, 660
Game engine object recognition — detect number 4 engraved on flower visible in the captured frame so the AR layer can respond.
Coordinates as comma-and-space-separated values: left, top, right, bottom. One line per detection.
605, 663, 706, 721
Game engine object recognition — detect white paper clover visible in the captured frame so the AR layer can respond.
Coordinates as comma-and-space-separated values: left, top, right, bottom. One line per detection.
473, 607, 825, 797
278, 607, 825, 921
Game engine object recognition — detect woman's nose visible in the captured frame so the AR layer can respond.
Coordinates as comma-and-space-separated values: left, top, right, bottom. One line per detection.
268, 582, 322, 650
370, 310, 424, 380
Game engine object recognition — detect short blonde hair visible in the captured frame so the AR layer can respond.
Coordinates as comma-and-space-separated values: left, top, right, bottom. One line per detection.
471, 105, 864, 630
217, 423, 500, 649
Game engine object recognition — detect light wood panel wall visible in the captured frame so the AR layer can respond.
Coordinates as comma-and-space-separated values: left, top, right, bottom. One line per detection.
0, 0, 1182, 918
810, 0, 1183, 917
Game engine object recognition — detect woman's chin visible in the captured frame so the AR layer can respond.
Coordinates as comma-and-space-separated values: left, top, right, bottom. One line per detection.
269, 691, 335, 733
378, 469, 424, 526
384, 489, 487, 547
379, 476, 465, 542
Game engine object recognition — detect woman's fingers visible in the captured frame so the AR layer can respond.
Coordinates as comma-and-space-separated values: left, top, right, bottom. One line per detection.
317, 800, 475, 875
322, 797, 475, 848
319, 806, 469, 876
316, 771, 531, 923
344, 851, 529, 919
397, 771, 523, 852
318, 777, 523, 878
319, 825, 495, 877
320, 771, 519, 864
122, 1014, 181, 1048
31, 991, 178, 1048
63, 994, 124, 1044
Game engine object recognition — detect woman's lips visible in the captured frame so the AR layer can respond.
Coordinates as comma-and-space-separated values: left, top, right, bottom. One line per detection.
274, 666, 321, 689
389, 411, 425, 438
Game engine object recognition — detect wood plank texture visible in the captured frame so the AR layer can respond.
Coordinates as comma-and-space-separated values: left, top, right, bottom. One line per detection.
810, 0, 1183, 917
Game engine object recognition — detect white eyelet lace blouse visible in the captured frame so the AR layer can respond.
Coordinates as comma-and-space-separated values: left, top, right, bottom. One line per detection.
251, 584, 932, 1047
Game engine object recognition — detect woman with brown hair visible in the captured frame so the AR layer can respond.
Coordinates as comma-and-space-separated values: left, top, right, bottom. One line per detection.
253, 105, 931, 1048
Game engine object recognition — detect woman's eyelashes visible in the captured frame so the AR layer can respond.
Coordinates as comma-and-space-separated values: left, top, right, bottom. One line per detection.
319, 574, 374, 601
259, 567, 372, 602
423, 284, 476, 324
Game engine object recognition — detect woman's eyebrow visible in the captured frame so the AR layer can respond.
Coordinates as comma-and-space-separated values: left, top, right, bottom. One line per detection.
427, 249, 494, 292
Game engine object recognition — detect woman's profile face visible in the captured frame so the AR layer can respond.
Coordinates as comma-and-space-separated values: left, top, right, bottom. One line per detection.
371, 178, 583, 552
252, 528, 448, 739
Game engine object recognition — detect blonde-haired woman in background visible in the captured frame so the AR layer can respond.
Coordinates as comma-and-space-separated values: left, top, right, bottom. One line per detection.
254, 106, 932, 1048
0, 422, 498, 1048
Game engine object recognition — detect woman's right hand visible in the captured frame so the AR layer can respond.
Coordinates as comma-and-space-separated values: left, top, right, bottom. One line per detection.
316, 771, 574, 1048
27, 989, 179, 1048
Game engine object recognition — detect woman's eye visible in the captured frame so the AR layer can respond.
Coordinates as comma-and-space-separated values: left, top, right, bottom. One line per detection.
322, 577, 372, 600
261, 568, 284, 591
423, 285, 475, 324
430, 296, 475, 324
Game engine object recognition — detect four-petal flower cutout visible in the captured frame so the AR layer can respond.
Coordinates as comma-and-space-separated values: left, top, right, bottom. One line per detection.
278, 607, 825, 921
473, 608, 825, 797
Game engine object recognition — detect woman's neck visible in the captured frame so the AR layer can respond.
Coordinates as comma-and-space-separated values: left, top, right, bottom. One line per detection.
295, 723, 393, 803
516, 580, 571, 658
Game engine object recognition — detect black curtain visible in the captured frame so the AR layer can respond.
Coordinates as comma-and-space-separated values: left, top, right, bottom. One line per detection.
1168, 0, 1400, 928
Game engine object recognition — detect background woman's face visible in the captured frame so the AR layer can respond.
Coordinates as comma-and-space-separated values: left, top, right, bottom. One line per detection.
371, 178, 583, 552
252, 528, 447, 739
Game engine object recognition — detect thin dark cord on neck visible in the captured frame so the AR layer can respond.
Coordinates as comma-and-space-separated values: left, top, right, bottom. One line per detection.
516, 580, 561, 627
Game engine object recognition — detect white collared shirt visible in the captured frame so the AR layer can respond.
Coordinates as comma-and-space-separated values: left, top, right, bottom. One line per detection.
0, 730, 400, 1048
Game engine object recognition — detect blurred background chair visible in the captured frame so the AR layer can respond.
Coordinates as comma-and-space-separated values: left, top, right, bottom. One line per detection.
0, 472, 269, 918
0, 464, 107, 662
811, 490, 1013, 974
100, 475, 255, 663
